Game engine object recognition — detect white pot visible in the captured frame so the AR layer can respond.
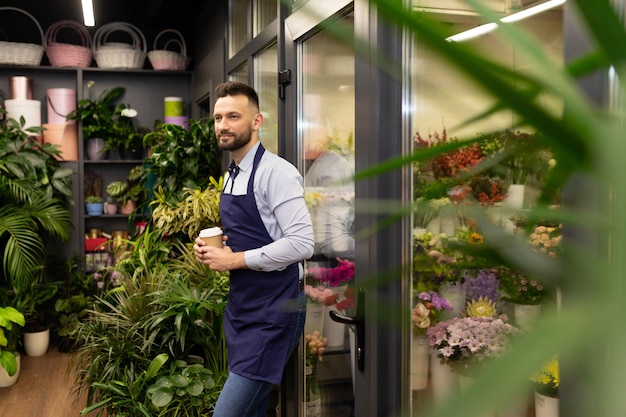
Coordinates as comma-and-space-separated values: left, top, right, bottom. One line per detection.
430, 350, 459, 403
535, 392, 559, 417
410, 334, 429, 390
24, 328, 50, 357
0, 353, 20, 387
513, 303, 542, 329
305, 303, 325, 336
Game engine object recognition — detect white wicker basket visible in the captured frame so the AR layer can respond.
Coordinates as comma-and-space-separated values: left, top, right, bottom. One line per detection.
93, 22, 146, 69
148, 29, 190, 71
0, 7, 44, 66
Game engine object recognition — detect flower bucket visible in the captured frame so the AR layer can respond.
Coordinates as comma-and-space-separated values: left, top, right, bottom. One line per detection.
535, 392, 559, 417
305, 303, 325, 335
410, 334, 429, 390
46, 88, 76, 124
5, 99, 41, 130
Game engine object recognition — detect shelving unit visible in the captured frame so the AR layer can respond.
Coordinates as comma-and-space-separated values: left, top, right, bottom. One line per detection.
0, 65, 192, 266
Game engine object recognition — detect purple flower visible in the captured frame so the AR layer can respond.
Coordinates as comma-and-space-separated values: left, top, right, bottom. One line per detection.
464, 268, 500, 304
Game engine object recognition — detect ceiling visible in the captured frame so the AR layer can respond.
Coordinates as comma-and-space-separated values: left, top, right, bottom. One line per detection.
0, 0, 209, 53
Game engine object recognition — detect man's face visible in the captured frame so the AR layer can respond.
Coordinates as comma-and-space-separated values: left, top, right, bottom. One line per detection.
213, 94, 260, 152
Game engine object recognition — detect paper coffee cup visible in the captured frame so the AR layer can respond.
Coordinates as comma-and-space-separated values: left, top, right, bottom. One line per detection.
199, 227, 223, 248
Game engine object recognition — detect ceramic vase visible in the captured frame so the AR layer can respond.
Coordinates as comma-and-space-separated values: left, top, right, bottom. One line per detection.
86, 137, 108, 161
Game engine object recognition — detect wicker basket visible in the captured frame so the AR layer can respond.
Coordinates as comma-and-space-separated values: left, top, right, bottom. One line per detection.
93, 22, 146, 69
45, 20, 92, 68
148, 29, 190, 71
0, 7, 44, 66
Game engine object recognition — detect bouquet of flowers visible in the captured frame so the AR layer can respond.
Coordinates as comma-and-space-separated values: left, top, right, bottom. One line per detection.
305, 331, 328, 402
412, 291, 453, 336
529, 224, 562, 258
469, 175, 508, 206
530, 356, 559, 398
305, 284, 338, 306
427, 297, 518, 375
307, 258, 355, 287
498, 266, 552, 305
464, 268, 500, 306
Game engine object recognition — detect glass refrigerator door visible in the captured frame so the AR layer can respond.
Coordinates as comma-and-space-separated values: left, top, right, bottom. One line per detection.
299, 12, 356, 417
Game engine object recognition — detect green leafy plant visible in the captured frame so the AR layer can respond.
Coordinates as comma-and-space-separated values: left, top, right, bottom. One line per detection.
0, 306, 25, 376
144, 118, 222, 204
147, 358, 222, 416
0, 115, 73, 304
85, 196, 104, 204
66, 84, 127, 140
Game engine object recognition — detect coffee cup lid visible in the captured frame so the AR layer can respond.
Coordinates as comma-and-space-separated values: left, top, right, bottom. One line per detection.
199, 227, 223, 238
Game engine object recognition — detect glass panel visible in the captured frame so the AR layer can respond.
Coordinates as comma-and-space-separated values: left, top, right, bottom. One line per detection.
254, 42, 279, 154
229, 63, 249, 83
407, 4, 564, 415
229, 0, 249, 58
300, 13, 355, 417
253, 0, 277, 36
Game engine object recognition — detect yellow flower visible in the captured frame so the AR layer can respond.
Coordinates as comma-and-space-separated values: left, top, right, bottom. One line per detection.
465, 297, 497, 318
468, 232, 484, 244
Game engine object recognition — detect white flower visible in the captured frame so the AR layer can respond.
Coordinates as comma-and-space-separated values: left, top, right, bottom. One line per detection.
121, 108, 138, 118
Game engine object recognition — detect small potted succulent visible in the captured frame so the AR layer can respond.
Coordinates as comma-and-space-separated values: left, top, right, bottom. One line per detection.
85, 196, 105, 216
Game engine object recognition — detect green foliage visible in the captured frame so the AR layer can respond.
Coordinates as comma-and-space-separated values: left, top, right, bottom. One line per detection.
0, 306, 25, 375
0, 116, 73, 295
66, 85, 126, 140
147, 359, 223, 416
144, 118, 223, 205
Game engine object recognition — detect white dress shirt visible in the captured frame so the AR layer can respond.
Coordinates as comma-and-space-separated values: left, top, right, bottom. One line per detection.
223, 142, 315, 274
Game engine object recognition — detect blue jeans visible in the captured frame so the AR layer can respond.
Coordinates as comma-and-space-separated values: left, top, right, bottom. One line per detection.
213, 291, 306, 417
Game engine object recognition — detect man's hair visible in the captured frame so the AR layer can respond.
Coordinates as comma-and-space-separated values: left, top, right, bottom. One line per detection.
215, 81, 259, 111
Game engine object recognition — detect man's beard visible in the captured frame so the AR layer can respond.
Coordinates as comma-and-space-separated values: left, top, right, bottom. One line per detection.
218, 127, 253, 151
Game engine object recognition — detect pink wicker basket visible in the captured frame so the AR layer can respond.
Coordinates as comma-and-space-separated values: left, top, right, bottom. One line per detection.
93, 22, 146, 69
148, 29, 190, 71
0, 7, 44, 66
45, 20, 92, 68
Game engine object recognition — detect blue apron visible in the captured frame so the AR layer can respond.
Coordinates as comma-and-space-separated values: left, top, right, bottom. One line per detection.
220, 144, 299, 384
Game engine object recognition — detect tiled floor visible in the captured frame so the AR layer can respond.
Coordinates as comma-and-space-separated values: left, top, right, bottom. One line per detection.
0, 345, 93, 417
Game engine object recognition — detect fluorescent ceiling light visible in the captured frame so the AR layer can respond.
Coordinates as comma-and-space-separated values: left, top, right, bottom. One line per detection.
81, 0, 95, 27
446, 0, 566, 42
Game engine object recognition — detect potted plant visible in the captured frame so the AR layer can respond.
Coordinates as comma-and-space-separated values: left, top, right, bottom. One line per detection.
106, 165, 148, 215
85, 196, 105, 216
0, 306, 25, 386
531, 356, 559, 417
0, 115, 73, 343
65, 84, 126, 161
143, 118, 222, 205
106, 108, 151, 160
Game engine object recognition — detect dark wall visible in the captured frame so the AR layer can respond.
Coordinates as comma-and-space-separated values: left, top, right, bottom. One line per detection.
189, 1, 227, 117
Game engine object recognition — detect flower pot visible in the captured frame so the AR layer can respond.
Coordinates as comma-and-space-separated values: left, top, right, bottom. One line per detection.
85, 202, 104, 216
410, 334, 429, 390
513, 303, 541, 328
86, 137, 108, 160
503, 184, 525, 210
24, 328, 50, 357
535, 392, 559, 417
430, 350, 459, 403
440, 282, 466, 319
0, 353, 20, 387
119, 146, 145, 160
120, 199, 137, 215
459, 375, 497, 417
105, 202, 118, 214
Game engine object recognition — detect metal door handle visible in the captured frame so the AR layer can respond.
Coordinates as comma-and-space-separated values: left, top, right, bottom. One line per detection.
329, 288, 364, 371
